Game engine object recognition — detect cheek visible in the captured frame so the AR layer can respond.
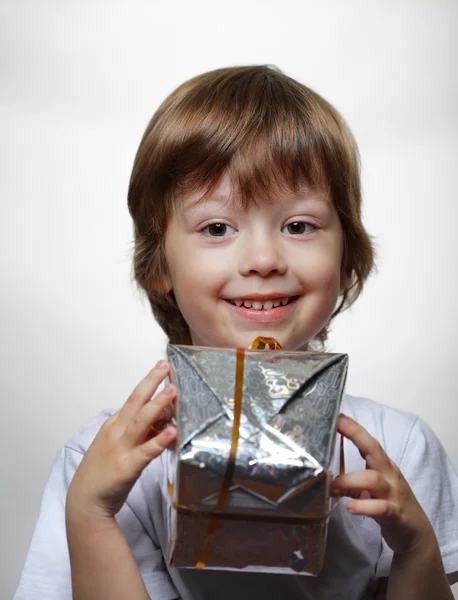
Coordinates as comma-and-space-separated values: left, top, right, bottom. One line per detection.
167, 244, 230, 294
296, 245, 343, 292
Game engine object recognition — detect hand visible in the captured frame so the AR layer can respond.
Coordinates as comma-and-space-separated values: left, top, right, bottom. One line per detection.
330, 414, 435, 556
66, 361, 177, 521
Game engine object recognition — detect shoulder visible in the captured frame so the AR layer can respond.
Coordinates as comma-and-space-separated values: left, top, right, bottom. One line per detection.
338, 394, 457, 487
64, 408, 117, 456
342, 393, 417, 430
341, 394, 419, 465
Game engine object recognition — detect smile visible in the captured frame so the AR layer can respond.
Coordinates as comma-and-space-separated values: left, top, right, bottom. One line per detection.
223, 296, 299, 322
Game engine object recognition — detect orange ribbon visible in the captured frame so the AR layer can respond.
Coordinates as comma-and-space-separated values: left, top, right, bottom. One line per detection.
195, 338, 284, 567
248, 336, 283, 350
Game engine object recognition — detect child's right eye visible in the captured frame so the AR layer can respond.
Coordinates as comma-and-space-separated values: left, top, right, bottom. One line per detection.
202, 223, 235, 237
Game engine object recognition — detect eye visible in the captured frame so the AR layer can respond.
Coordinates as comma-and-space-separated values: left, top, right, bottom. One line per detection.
202, 223, 235, 237
281, 221, 315, 235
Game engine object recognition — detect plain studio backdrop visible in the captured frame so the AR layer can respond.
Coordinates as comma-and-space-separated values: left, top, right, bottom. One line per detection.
1, 1, 457, 598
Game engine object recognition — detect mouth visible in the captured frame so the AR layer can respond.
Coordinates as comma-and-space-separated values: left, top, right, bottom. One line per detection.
223, 295, 299, 322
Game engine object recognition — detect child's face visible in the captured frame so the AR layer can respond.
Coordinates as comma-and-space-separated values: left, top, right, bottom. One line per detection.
164, 175, 348, 350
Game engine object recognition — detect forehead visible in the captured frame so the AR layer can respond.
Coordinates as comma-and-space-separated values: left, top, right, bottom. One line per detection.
177, 173, 333, 216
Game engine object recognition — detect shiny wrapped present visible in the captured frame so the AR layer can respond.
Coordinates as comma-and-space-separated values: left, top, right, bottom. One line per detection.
165, 339, 348, 575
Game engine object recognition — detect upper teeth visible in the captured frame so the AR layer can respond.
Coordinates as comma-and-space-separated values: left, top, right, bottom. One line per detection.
231, 298, 291, 310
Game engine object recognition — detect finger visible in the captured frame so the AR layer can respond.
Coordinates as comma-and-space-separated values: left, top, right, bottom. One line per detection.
145, 396, 177, 440
149, 402, 175, 435
124, 384, 177, 446
134, 424, 177, 468
337, 414, 392, 473
331, 469, 390, 499
346, 498, 396, 519
117, 361, 170, 428
162, 403, 175, 421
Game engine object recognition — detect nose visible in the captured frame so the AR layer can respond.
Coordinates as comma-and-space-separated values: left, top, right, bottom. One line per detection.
238, 229, 287, 277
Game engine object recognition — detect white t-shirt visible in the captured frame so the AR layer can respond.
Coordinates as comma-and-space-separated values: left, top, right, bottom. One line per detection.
14, 395, 458, 599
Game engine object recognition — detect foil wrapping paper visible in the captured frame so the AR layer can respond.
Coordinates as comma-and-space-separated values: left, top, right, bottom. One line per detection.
166, 344, 348, 575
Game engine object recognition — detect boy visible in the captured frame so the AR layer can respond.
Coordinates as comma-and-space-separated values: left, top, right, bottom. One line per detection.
15, 65, 458, 599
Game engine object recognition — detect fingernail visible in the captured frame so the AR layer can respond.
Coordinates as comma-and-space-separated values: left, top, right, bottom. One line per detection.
155, 360, 168, 370
339, 413, 350, 424
163, 384, 175, 396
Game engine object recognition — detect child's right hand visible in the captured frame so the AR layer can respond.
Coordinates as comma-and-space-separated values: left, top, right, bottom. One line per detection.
66, 360, 177, 521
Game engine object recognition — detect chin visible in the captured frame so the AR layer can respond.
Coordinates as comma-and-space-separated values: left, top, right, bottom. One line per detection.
190, 326, 317, 351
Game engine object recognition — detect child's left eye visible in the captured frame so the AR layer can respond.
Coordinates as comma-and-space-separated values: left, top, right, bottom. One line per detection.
281, 221, 315, 235
202, 223, 235, 237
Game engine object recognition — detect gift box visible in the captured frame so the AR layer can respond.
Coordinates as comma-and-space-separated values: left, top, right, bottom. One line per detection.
165, 340, 348, 575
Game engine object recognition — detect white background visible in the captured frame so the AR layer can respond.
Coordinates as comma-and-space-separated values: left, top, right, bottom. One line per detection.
1, 1, 457, 597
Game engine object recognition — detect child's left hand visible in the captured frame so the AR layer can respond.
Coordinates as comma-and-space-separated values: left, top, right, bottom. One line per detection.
330, 414, 435, 556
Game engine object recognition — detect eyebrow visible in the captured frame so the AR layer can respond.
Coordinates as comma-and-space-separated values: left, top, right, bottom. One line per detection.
183, 192, 232, 212
182, 189, 332, 214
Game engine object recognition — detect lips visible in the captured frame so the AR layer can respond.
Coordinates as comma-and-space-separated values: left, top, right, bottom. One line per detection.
224, 296, 299, 322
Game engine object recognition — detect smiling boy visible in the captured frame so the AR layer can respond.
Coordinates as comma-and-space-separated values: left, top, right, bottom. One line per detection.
15, 65, 458, 600
164, 174, 347, 351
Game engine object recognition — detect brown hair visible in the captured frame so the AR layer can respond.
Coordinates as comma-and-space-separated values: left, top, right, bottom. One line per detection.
127, 65, 375, 347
